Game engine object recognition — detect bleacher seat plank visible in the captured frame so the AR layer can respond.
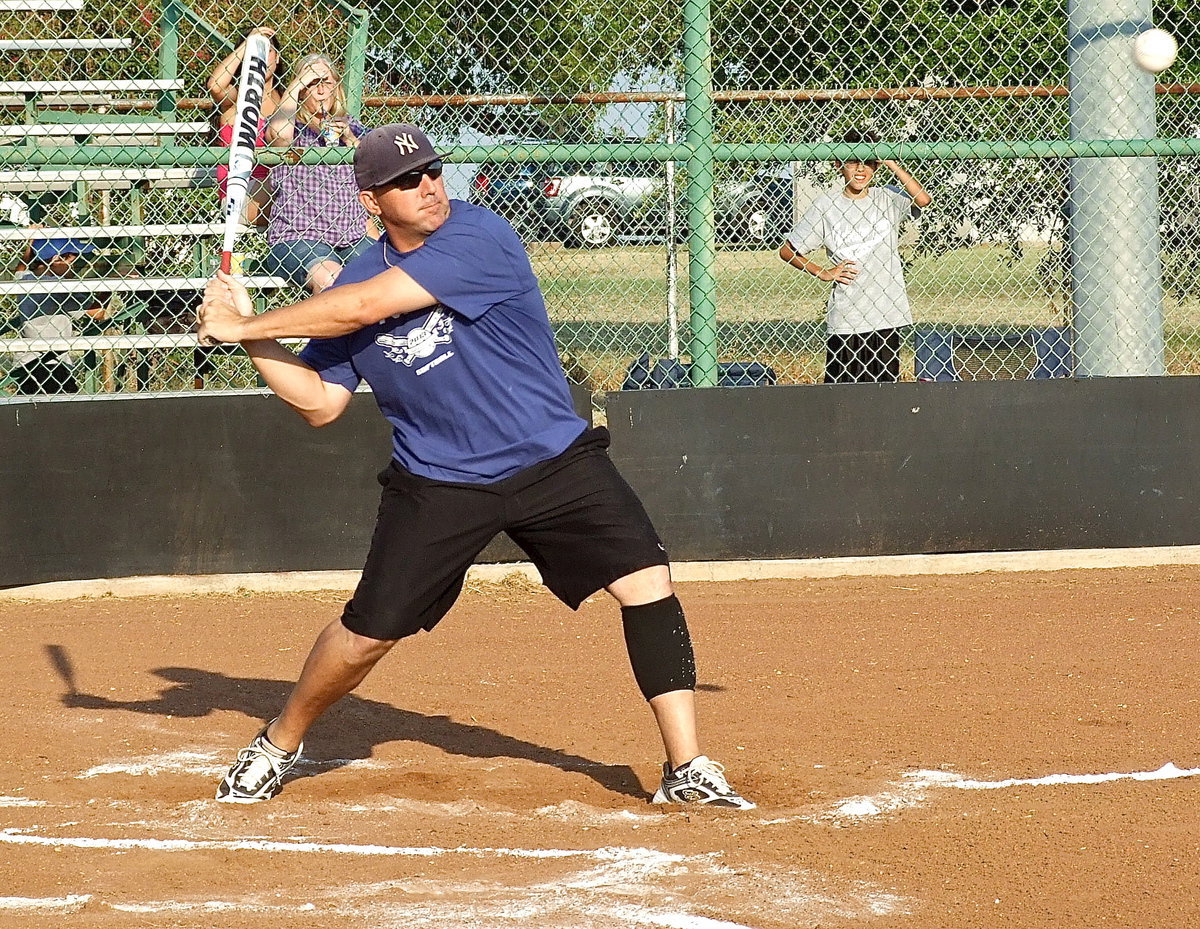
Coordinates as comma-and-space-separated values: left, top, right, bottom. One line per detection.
0, 167, 213, 192
0, 80, 184, 94
0, 0, 83, 8
2, 334, 212, 352
0, 122, 209, 138
0, 0, 85, 9
0, 334, 307, 353
0, 275, 287, 297
0, 38, 133, 51
0, 223, 237, 241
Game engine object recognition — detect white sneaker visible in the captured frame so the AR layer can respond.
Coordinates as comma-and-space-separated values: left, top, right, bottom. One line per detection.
651, 755, 755, 809
215, 723, 302, 804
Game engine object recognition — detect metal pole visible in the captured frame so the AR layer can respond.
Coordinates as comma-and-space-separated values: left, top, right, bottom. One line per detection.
344, 9, 370, 117
157, 0, 180, 119
665, 99, 679, 360
1068, 0, 1165, 375
682, 0, 718, 386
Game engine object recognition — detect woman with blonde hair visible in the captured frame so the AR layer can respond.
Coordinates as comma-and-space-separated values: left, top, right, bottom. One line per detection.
263, 53, 375, 293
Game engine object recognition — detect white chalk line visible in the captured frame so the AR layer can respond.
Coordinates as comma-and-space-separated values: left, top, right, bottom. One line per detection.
111, 900, 315, 914
16, 760, 1189, 923
41, 758, 1200, 832
0, 894, 90, 912
45, 756, 1200, 832
0, 829, 659, 859
821, 761, 1200, 822
940, 761, 1200, 790
77, 750, 385, 779
326, 851, 906, 928
0, 844, 904, 928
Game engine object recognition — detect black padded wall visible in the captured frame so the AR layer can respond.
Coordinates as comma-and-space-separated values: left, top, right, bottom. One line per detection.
4, 378, 1200, 588
605, 378, 1200, 560
1, 387, 590, 588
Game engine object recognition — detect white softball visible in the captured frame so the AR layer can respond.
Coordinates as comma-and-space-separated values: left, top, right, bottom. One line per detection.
1133, 28, 1178, 74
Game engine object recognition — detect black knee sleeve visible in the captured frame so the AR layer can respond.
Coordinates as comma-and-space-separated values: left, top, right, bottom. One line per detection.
621, 594, 696, 701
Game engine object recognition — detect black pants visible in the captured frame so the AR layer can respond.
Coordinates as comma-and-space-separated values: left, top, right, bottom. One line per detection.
825, 328, 901, 384
11, 354, 78, 394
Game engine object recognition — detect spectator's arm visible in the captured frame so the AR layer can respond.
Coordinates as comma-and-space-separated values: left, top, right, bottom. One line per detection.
13, 224, 42, 273
779, 242, 857, 285
207, 28, 274, 112
883, 161, 932, 208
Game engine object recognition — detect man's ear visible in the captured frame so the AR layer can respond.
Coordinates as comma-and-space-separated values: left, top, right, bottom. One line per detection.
358, 189, 382, 216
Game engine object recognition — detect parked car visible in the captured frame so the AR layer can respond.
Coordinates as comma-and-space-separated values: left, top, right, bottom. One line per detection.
715, 170, 796, 247
470, 158, 567, 240
542, 162, 797, 248
472, 155, 796, 248
540, 160, 667, 248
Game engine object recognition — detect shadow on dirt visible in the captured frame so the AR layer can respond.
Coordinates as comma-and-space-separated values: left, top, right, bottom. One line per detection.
45, 645, 647, 800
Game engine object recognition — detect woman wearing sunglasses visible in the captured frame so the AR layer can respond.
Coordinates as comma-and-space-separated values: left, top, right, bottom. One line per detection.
263, 53, 376, 294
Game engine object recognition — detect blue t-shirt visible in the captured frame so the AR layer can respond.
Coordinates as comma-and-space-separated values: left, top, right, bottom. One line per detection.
299, 200, 587, 483
16, 270, 97, 322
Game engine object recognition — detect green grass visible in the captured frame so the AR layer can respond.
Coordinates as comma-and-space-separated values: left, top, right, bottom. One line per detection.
6, 240, 1200, 395
528, 241, 1200, 388
534, 242, 1069, 326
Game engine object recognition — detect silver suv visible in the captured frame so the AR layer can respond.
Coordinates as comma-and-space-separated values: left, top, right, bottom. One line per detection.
541, 160, 665, 248
540, 161, 795, 248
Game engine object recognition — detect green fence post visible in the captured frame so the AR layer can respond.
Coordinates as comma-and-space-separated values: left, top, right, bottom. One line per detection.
344, 8, 370, 117
682, 0, 718, 387
316, 0, 370, 116
158, 0, 180, 119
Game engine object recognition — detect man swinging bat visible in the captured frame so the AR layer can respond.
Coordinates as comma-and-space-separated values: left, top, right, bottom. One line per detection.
197, 123, 755, 809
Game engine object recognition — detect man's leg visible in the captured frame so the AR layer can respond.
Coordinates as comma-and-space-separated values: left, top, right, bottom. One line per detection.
215, 619, 397, 804
505, 433, 752, 807
607, 564, 755, 809
265, 618, 398, 752
606, 565, 699, 769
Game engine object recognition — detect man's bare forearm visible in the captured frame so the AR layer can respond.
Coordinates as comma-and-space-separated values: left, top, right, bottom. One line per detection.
231, 267, 436, 341
242, 339, 350, 426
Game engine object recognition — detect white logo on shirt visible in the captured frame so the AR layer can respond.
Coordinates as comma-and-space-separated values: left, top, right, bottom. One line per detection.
838, 216, 892, 261
393, 133, 419, 155
376, 309, 454, 367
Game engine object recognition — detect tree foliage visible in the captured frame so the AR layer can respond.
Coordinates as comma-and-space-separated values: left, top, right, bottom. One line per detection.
364, 0, 677, 139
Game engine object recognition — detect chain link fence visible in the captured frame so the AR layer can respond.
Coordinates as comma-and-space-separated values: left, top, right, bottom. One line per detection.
1, 0, 1197, 396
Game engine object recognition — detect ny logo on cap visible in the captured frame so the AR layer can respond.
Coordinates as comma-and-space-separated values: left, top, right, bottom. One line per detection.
393, 132, 419, 155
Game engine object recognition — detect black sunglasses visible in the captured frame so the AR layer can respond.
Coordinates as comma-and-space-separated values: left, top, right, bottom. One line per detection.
391, 161, 443, 190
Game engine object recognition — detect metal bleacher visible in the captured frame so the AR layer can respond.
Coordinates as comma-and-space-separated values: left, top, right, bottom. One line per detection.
0, 1, 289, 392
0, 0, 84, 8
0, 76, 211, 192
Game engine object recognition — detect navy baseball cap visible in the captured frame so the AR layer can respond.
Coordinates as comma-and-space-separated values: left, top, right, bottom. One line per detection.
31, 237, 96, 262
353, 123, 447, 190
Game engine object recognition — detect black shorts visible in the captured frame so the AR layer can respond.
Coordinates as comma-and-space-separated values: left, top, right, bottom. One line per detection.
341, 427, 669, 640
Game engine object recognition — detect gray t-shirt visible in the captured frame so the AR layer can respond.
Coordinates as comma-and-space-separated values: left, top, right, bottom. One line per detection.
787, 185, 918, 336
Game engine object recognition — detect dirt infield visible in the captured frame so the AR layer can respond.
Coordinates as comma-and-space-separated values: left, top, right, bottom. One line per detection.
1, 567, 1198, 928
